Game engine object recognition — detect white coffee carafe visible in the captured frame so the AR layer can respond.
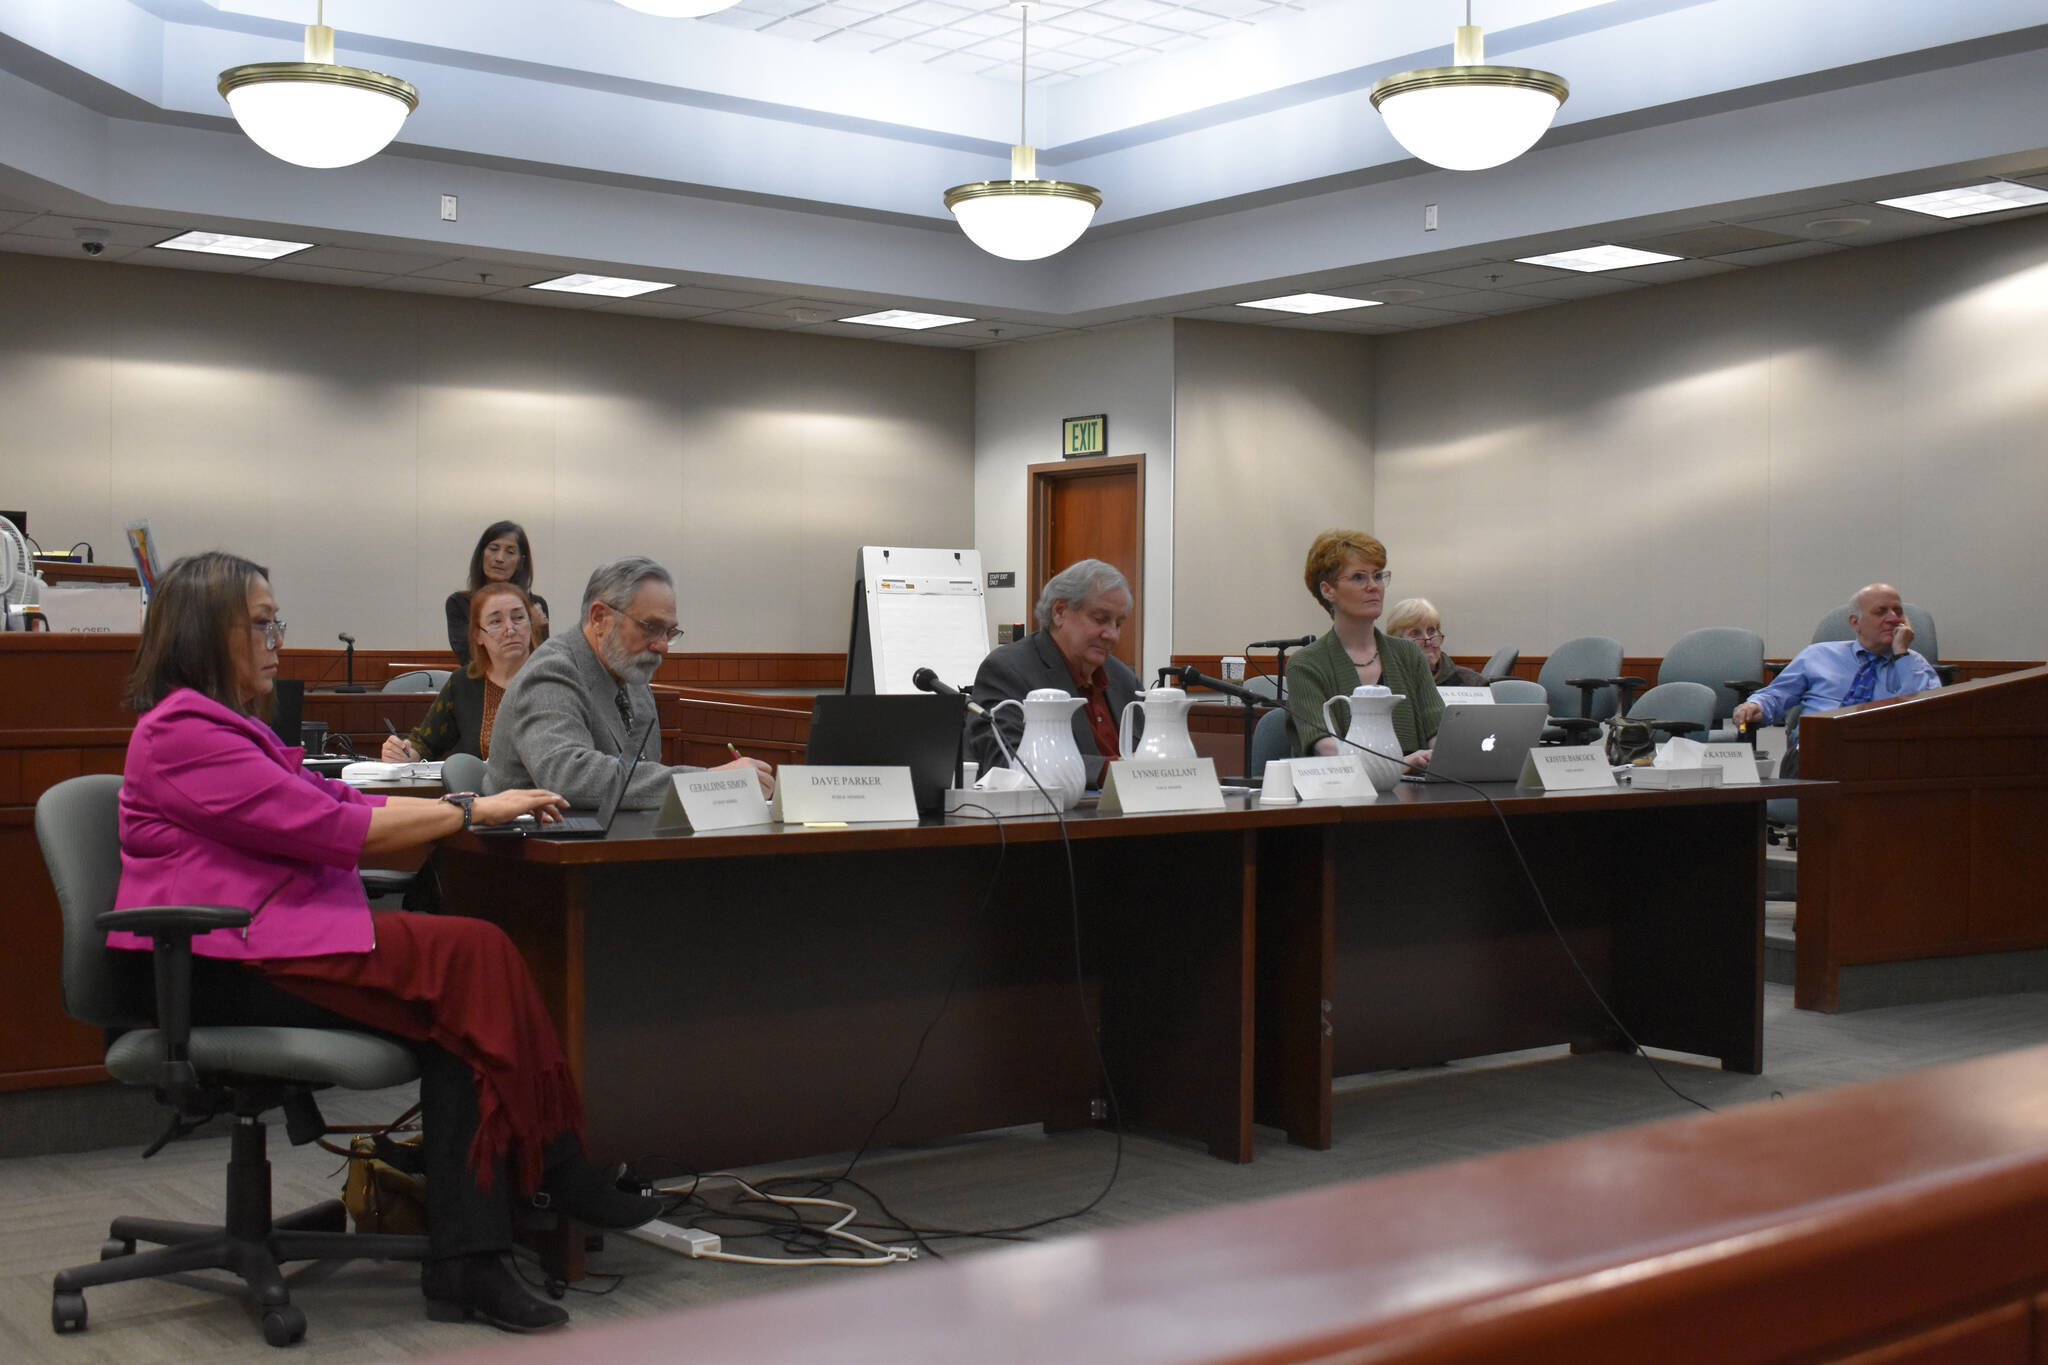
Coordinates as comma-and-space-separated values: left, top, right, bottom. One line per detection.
1321, 684, 1407, 792
989, 688, 1089, 810
1119, 685, 1196, 762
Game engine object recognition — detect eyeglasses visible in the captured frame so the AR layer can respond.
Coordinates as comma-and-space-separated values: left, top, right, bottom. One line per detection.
250, 618, 288, 650
480, 612, 531, 636
1402, 626, 1444, 643
615, 609, 685, 644
1339, 569, 1394, 588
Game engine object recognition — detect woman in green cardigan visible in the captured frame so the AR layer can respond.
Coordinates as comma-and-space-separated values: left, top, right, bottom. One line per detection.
1284, 529, 1444, 766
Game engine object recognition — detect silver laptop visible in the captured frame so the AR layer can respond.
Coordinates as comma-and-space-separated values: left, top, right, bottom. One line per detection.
1425, 703, 1549, 783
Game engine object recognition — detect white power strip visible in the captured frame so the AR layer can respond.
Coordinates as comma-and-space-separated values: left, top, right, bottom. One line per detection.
626, 1219, 722, 1258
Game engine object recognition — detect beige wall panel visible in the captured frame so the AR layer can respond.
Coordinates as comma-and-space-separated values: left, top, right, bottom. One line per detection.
974, 321, 1175, 676
3, 256, 973, 653
0, 260, 112, 552
1171, 320, 1375, 653
1373, 214, 2048, 662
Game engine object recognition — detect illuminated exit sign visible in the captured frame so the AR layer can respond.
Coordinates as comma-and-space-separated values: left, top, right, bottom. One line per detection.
1061, 413, 1107, 458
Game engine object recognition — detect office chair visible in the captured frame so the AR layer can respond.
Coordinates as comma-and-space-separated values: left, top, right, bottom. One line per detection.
1489, 678, 1548, 707
1810, 602, 1954, 685
1536, 636, 1630, 744
1622, 680, 1716, 740
1658, 627, 1765, 740
1248, 707, 1290, 780
1478, 647, 1519, 682
36, 775, 427, 1347
442, 752, 487, 795
383, 669, 450, 693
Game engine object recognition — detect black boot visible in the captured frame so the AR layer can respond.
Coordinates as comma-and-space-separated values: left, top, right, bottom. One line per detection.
539, 1151, 662, 1229
422, 1252, 568, 1332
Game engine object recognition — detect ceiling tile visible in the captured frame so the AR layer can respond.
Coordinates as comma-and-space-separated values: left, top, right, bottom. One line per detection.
1507, 274, 1649, 300
129, 247, 269, 273
1621, 224, 1802, 257
247, 263, 391, 287
661, 285, 782, 309
1413, 261, 1561, 290
0, 236, 141, 262
374, 275, 501, 297
1401, 290, 1552, 316
1707, 240, 1842, 266
9, 216, 186, 248
0, 210, 37, 233
1603, 257, 1745, 284
598, 299, 720, 319
407, 259, 564, 288
493, 288, 609, 308
291, 245, 453, 274
698, 309, 810, 329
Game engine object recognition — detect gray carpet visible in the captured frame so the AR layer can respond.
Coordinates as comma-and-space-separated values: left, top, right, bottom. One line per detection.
9, 982, 2048, 1362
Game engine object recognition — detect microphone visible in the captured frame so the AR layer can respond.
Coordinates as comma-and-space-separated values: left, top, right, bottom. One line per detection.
911, 667, 988, 717
1247, 635, 1316, 650
337, 631, 356, 644
1171, 664, 1267, 708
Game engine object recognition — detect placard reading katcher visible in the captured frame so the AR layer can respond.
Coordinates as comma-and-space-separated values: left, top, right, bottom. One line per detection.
1699, 743, 1764, 786
1286, 754, 1379, 803
768, 765, 919, 824
654, 768, 773, 834
1518, 746, 1621, 792
1098, 757, 1225, 815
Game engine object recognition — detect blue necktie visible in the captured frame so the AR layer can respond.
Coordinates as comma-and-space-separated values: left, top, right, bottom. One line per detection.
1842, 651, 1882, 706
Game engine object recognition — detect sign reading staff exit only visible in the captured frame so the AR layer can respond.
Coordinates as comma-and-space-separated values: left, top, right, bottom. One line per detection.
1062, 413, 1107, 458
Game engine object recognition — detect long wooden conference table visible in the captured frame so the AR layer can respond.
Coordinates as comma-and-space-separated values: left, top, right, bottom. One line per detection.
436, 780, 1819, 1173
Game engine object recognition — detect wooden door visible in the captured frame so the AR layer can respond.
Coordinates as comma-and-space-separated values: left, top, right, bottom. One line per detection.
1028, 455, 1144, 670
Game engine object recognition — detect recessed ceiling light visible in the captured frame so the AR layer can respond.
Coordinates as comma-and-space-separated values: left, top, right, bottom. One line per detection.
1802, 217, 1871, 237
1517, 245, 1685, 273
154, 231, 313, 260
530, 274, 673, 298
1876, 181, 2048, 219
1237, 293, 1382, 314
839, 309, 975, 330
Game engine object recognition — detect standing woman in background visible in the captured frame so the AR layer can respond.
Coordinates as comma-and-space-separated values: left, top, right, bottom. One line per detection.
447, 522, 549, 667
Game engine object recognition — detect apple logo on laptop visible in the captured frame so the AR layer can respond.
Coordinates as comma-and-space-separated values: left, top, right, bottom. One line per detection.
1480, 733, 1497, 752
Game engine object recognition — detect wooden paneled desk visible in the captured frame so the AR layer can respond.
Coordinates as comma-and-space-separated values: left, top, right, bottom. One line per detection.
435, 780, 1810, 1174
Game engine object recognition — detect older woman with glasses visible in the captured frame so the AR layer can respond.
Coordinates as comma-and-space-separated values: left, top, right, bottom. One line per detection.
114, 551, 660, 1332
384, 582, 538, 762
1285, 530, 1443, 766
1384, 597, 1487, 690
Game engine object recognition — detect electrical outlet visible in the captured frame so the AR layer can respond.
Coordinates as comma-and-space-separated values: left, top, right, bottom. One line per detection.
1424, 202, 1438, 232
440, 194, 458, 222
626, 1219, 721, 1257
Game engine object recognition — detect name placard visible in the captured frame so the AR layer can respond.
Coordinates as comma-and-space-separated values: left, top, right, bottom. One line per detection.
1699, 743, 1763, 786
1099, 757, 1225, 815
769, 766, 919, 824
1438, 686, 1494, 707
1286, 755, 1380, 802
655, 768, 773, 834
1518, 746, 1621, 792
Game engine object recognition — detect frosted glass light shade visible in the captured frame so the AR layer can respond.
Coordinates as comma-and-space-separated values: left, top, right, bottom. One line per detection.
615, 0, 743, 15
945, 182, 1101, 261
220, 69, 417, 168
1372, 77, 1566, 172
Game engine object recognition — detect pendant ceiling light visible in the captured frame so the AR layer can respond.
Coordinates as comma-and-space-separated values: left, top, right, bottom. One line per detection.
217, 2, 418, 169
613, 1, 743, 15
1369, 3, 1568, 172
943, 3, 1101, 261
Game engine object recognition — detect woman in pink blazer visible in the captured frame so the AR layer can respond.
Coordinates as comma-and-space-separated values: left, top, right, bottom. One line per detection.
114, 551, 655, 1334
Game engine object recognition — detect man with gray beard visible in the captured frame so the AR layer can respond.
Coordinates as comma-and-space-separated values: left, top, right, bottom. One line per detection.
487, 556, 772, 808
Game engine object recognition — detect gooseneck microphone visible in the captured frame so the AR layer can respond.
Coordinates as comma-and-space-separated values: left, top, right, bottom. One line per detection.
1170, 664, 1267, 708
337, 631, 356, 644
1248, 635, 1317, 650
334, 630, 364, 693
911, 666, 987, 717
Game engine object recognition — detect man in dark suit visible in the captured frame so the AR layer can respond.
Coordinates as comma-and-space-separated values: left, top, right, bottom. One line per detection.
966, 558, 1141, 785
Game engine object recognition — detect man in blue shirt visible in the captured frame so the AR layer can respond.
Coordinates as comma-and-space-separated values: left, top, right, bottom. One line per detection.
1733, 583, 1942, 745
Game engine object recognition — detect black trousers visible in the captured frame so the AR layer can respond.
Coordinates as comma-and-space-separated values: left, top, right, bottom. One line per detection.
187, 956, 512, 1260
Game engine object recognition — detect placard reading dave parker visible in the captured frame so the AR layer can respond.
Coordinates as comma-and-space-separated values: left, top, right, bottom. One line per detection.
768, 765, 920, 824
655, 767, 774, 834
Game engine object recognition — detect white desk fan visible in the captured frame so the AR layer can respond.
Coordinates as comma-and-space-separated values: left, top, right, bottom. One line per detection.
0, 514, 42, 629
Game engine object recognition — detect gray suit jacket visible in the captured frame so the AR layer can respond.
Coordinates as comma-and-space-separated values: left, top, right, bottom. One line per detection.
486, 627, 694, 809
965, 630, 1142, 785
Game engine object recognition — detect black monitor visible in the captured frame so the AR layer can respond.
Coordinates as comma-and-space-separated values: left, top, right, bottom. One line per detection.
268, 678, 305, 750
0, 510, 24, 534
804, 694, 964, 816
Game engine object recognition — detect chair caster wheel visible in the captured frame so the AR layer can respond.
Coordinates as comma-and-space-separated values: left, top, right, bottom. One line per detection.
262, 1304, 306, 1347
100, 1238, 134, 1260
53, 1290, 87, 1334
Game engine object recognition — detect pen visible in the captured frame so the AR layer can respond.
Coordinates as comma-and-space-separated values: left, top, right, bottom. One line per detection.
383, 718, 400, 738
727, 743, 744, 762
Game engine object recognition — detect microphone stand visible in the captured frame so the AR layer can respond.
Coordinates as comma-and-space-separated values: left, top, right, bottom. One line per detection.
335, 635, 364, 693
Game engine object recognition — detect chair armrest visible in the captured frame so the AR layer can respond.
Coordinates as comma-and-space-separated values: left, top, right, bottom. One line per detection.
1650, 720, 1705, 737
1608, 675, 1647, 690
1725, 678, 1763, 700
1936, 664, 1958, 686
1563, 676, 1610, 690
1550, 716, 1603, 745
96, 905, 252, 939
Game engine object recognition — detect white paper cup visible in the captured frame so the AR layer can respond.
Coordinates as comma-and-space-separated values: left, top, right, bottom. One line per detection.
1221, 655, 1246, 682
1258, 758, 1297, 804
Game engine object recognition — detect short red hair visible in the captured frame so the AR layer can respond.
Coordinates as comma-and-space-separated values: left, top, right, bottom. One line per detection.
1303, 530, 1386, 616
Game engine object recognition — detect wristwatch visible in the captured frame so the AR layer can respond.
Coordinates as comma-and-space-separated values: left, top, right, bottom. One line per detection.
440, 792, 477, 829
